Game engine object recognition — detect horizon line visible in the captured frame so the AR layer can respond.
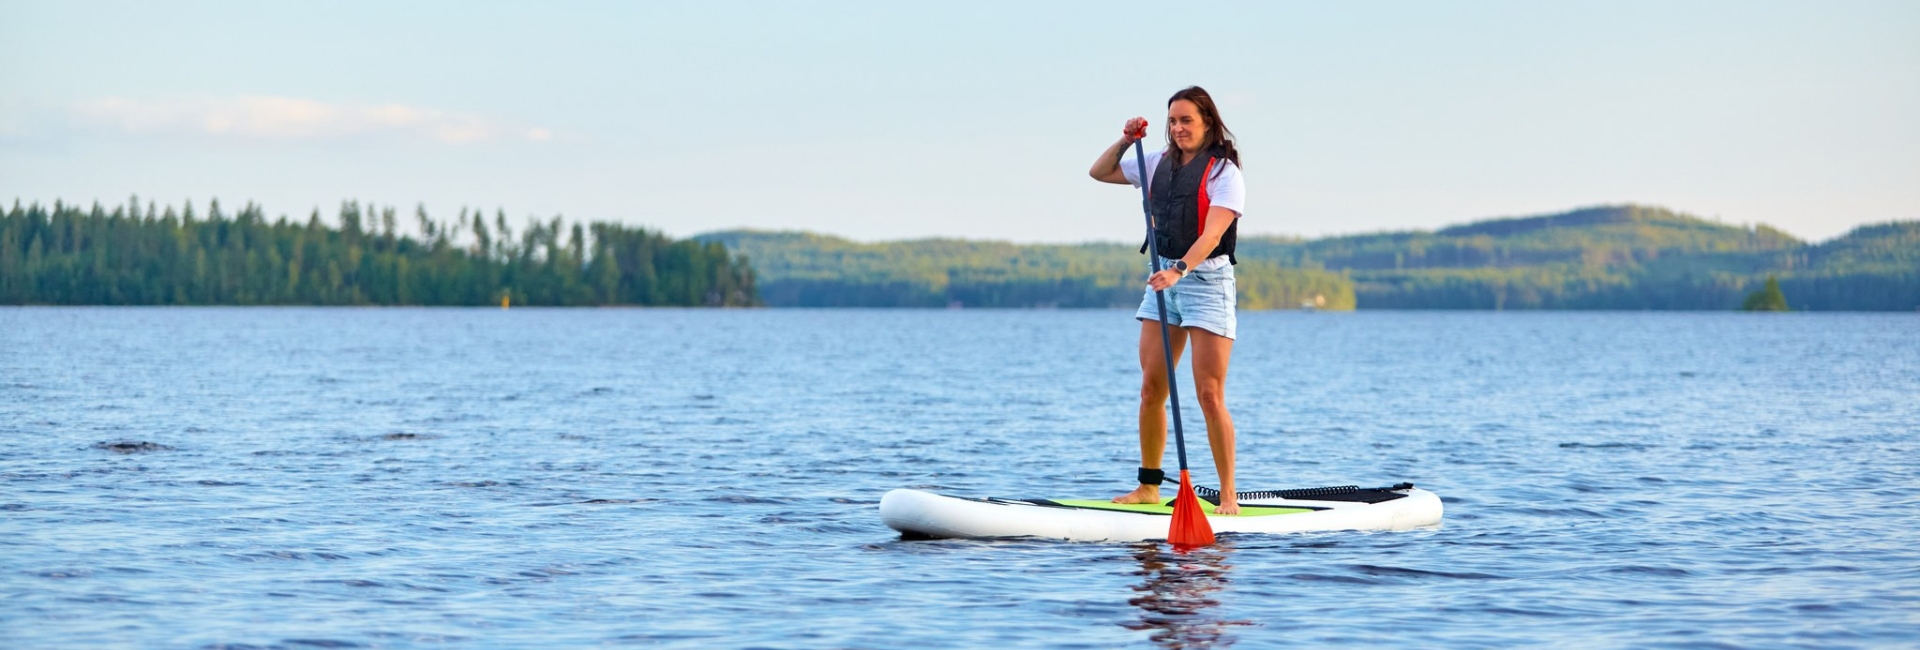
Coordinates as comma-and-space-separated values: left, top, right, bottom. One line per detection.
11, 196, 1904, 247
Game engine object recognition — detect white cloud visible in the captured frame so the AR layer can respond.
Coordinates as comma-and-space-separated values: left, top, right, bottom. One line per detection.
68, 95, 549, 144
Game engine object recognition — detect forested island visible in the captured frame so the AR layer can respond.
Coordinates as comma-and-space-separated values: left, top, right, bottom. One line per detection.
4, 200, 1913, 310
703, 205, 1918, 311
0, 198, 756, 306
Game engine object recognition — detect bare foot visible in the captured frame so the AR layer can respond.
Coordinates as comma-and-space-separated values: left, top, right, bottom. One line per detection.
1213, 498, 1240, 515
1112, 484, 1161, 505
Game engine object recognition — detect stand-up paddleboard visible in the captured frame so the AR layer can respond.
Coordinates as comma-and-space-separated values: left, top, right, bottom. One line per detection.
881, 483, 1442, 542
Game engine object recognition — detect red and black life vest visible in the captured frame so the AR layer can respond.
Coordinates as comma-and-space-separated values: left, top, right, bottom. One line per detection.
1143, 146, 1237, 264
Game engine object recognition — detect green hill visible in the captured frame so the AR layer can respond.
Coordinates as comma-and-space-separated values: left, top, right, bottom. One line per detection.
1777, 221, 1920, 310
704, 205, 1919, 310
1297, 206, 1915, 310
1239, 205, 1801, 272
700, 231, 1351, 309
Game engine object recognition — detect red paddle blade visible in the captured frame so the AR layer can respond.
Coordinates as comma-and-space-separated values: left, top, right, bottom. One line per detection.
1168, 469, 1216, 547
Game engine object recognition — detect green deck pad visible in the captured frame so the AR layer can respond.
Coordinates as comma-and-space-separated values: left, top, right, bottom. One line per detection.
1047, 499, 1313, 517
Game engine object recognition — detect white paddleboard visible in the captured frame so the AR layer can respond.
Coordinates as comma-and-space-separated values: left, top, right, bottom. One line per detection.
881, 483, 1443, 542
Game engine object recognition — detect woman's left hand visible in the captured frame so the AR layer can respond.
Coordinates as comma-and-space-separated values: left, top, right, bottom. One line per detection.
1147, 268, 1184, 291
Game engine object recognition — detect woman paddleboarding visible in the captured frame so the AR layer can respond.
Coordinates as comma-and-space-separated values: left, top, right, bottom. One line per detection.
1088, 86, 1246, 515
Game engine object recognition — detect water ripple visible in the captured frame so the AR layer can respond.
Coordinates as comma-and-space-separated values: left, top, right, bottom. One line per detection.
2, 308, 1918, 648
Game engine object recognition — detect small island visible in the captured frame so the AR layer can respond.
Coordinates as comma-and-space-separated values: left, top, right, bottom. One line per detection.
1741, 275, 1790, 311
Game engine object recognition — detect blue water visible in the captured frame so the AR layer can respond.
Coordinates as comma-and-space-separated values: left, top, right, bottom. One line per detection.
3, 308, 1917, 648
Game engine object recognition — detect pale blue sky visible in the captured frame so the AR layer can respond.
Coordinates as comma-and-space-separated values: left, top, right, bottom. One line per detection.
3, 1, 1915, 243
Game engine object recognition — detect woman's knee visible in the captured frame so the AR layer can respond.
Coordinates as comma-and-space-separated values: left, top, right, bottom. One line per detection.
1194, 383, 1228, 411
1139, 376, 1169, 403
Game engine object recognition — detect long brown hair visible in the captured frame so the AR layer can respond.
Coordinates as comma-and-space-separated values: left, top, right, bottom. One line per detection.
1165, 86, 1241, 172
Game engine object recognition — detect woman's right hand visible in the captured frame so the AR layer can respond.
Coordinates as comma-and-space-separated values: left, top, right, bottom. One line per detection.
1092, 118, 1149, 184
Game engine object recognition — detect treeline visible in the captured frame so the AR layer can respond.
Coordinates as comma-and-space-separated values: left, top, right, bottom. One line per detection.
10, 200, 1912, 310
0, 198, 756, 306
703, 205, 1919, 311
699, 231, 1354, 309
1236, 205, 1803, 272
1258, 206, 1919, 310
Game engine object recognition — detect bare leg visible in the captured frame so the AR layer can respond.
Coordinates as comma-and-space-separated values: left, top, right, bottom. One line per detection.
1115, 319, 1187, 504
1187, 327, 1238, 514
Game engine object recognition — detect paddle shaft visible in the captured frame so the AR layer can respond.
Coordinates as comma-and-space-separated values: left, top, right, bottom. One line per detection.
1131, 138, 1191, 473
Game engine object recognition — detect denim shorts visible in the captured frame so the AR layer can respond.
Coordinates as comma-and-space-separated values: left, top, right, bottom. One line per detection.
1134, 259, 1237, 340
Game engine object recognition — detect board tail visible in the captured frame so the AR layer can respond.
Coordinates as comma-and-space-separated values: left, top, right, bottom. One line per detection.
1167, 469, 1216, 547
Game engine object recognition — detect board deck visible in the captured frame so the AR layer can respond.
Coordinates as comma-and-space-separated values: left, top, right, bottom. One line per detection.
1033, 499, 1315, 517
880, 485, 1443, 541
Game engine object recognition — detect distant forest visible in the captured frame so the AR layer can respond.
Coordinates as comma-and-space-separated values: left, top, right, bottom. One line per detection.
1242, 206, 1918, 311
7, 200, 1914, 310
697, 231, 1355, 310
0, 198, 756, 306
704, 205, 1920, 311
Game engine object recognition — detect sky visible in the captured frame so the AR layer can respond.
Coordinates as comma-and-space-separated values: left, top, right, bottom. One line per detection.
2, 0, 1916, 244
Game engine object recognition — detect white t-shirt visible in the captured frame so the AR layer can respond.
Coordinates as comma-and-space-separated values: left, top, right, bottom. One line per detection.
1121, 148, 1244, 271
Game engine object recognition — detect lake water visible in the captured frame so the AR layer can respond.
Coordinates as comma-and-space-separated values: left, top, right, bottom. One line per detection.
3, 308, 1918, 648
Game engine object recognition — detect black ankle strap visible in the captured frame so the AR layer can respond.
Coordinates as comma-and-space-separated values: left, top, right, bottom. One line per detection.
1137, 467, 1165, 486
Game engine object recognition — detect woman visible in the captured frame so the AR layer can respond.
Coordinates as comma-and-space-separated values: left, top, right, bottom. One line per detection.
1088, 86, 1246, 515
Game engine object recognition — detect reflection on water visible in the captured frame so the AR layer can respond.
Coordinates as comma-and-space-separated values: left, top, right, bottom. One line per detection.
1122, 543, 1257, 648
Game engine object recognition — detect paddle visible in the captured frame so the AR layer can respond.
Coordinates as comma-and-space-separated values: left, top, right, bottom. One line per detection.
1129, 123, 1215, 547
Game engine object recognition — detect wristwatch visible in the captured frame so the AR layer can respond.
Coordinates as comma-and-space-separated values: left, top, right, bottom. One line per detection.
1170, 259, 1189, 276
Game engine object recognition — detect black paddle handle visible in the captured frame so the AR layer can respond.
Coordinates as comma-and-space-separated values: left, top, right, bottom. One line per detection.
1132, 138, 1190, 473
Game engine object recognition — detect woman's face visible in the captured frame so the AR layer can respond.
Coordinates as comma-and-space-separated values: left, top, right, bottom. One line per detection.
1167, 99, 1208, 154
